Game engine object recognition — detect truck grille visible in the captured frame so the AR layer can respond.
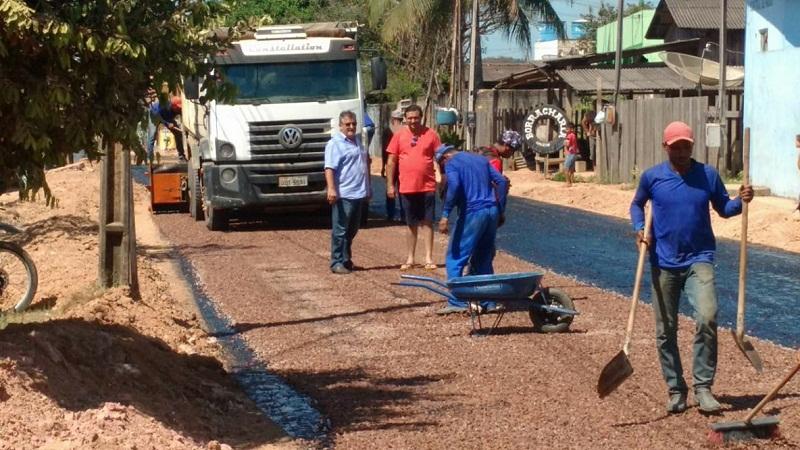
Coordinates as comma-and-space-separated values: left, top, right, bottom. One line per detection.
248, 118, 331, 170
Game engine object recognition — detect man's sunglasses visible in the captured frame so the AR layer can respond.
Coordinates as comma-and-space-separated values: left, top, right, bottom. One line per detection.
411, 135, 419, 147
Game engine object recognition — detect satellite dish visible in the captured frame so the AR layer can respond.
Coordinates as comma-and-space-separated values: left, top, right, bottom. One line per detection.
660, 52, 744, 87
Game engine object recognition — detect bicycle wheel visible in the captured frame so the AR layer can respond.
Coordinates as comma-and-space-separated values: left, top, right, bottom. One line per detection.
0, 241, 38, 312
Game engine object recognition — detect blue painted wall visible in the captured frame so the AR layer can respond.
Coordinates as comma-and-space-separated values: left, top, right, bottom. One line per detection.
744, 0, 800, 198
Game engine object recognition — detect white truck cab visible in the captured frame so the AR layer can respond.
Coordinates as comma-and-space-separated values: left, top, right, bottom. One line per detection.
183, 22, 383, 230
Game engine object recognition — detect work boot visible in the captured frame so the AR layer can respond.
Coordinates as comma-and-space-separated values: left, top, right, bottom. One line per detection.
695, 389, 721, 413
666, 392, 687, 414
331, 263, 351, 275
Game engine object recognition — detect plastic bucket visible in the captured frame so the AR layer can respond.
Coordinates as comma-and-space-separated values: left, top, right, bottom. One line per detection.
435, 108, 459, 126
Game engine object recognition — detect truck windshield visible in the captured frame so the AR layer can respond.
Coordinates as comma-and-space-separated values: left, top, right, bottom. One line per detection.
222, 60, 358, 104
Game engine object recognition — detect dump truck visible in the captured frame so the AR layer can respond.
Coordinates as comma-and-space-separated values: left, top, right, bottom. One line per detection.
181, 22, 383, 230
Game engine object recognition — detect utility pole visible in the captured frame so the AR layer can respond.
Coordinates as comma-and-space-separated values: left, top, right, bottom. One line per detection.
466, 0, 481, 150
719, 0, 728, 172
449, 0, 460, 108
612, 0, 624, 106
98, 143, 138, 290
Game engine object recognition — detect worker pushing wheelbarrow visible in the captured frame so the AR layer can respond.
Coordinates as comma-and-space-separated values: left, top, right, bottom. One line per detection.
394, 272, 578, 334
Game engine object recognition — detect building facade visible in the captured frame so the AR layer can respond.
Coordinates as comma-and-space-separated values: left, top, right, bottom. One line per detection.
743, 0, 800, 198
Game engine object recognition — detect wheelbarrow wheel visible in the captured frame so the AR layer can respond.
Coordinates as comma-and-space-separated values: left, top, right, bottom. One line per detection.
529, 288, 574, 333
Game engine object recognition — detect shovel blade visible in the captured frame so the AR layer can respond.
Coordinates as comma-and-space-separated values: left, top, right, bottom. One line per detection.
597, 350, 634, 398
731, 329, 764, 373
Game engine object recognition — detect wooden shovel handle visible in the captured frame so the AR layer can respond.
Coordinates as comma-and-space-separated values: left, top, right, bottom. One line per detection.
745, 357, 800, 423
736, 128, 750, 336
623, 205, 652, 353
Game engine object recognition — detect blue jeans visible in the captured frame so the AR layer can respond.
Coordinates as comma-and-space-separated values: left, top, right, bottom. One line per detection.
385, 179, 403, 220
330, 198, 365, 268
651, 262, 718, 394
148, 124, 185, 160
445, 206, 499, 308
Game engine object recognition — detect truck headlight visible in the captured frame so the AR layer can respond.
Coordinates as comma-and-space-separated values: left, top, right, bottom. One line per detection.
221, 168, 237, 184
216, 140, 235, 160
220, 143, 235, 159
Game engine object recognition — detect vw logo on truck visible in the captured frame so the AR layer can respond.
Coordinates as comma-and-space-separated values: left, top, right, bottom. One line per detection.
278, 126, 303, 149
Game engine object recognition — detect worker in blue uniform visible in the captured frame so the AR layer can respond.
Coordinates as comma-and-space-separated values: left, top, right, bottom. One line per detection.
435, 144, 508, 315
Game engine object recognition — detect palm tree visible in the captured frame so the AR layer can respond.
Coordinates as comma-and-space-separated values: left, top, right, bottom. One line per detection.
368, 0, 565, 110
370, 0, 564, 52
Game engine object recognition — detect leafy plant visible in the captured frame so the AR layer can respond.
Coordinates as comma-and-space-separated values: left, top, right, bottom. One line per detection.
0, 0, 241, 204
438, 129, 465, 148
385, 71, 424, 102
722, 171, 743, 183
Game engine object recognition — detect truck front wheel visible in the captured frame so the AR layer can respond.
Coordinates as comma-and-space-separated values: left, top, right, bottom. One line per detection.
188, 161, 204, 221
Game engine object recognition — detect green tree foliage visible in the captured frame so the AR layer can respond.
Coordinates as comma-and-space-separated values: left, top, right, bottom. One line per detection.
225, 0, 324, 26
577, 1, 654, 54
366, 0, 564, 105
0, 0, 237, 204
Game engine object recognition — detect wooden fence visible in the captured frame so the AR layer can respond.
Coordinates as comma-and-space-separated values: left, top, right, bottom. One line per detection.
598, 96, 726, 184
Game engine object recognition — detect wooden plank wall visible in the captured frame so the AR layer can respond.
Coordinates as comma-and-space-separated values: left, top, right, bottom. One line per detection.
476, 89, 550, 149
599, 96, 710, 184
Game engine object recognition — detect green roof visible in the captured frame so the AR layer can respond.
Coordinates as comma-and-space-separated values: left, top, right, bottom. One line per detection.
596, 10, 663, 63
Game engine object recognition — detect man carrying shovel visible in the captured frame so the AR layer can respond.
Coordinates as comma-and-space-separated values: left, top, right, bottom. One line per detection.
629, 121, 754, 414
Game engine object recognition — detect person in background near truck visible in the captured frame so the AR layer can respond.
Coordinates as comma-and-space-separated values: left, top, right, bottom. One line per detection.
582, 110, 597, 169
324, 111, 371, 275
386, 104, 442, 270
630, 121, 754, 415
795, 134, 800, 214
481, 130, 522, 174
364, 111, 375, 147
563, 123, 579, 187
382, 109, 405, 221
435, 144, 508, 315
148, 95, 185, 161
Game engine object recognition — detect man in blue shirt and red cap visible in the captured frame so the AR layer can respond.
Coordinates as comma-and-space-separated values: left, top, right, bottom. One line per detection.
436, 144, 509, 315
630, 121, 754, 414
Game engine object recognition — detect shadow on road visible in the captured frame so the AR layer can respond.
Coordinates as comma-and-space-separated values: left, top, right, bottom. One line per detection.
279, 366, 454, 433
717, 392, 800, 414
11, 214, 97, 246
211, 300, 438, 337
0, 319, 287, 447
138, 242, 261, 259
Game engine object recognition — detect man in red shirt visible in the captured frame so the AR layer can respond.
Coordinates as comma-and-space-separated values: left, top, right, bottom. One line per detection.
386, 105, 442, 270
563, 123, 579, 187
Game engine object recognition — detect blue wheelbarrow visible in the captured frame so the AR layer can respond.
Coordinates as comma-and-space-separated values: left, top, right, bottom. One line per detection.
394, 272, 578, 334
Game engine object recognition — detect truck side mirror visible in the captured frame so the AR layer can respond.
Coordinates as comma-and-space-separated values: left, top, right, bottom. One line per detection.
370, 56, 387, 91
184, 75, 200, 100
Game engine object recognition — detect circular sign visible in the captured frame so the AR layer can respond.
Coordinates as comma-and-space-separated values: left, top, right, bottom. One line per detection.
523, 105, 569, 155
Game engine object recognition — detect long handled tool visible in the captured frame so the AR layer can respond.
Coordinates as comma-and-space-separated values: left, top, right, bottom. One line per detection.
731, 127, 763, 373
597, 205, 652, 398
708, 355, 800, 444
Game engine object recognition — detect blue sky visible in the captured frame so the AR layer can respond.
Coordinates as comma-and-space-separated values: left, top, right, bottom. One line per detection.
482, 0, 616, 60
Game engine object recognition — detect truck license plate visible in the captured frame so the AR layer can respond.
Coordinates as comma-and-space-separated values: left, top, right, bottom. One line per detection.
278, 176, 308, 187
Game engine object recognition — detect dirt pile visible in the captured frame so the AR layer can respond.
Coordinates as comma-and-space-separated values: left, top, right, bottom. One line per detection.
0, 162, 290, 449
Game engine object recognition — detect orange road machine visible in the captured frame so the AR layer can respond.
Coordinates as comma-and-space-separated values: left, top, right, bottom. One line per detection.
148, 124, 189, 212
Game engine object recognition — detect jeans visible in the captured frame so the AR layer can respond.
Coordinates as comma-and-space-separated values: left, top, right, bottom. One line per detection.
445, 206, 499, 308
651, 262, 718, 394
385, 179, 404, 220
330, 198, 365, 268
148, 124, 185, 160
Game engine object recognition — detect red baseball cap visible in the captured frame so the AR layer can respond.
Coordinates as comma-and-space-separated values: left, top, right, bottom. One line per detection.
663, 121, 694, 145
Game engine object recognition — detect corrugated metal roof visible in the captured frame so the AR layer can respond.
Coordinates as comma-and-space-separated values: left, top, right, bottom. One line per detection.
482, 62, 535, 82
556, 67, 698, 92
663, 0, 745, 30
